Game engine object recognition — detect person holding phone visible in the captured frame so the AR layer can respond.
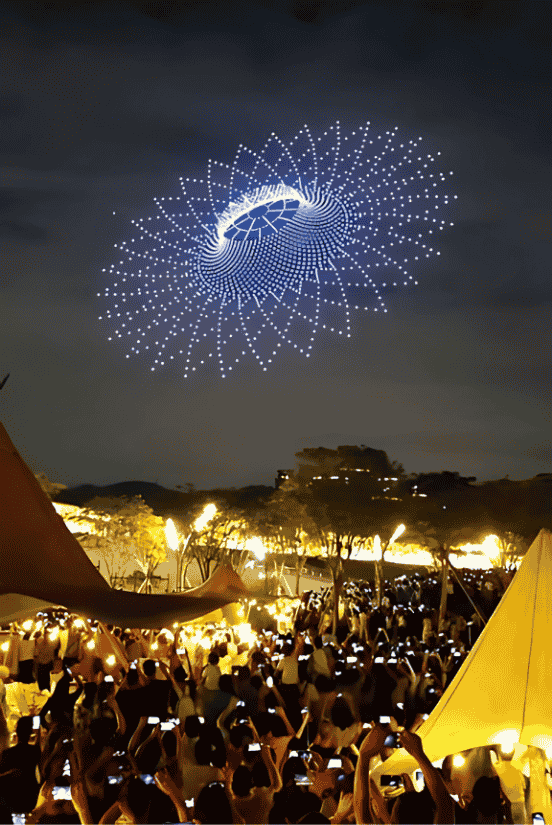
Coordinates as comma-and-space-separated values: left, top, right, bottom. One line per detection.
230, 738, 283, 824
397, 729, 455, 824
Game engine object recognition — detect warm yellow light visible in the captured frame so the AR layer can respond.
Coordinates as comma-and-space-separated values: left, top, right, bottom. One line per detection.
390, 524, 406, 544
373, 534, 382, 559
86, 640, 95, 650
73, 619, 85, 628
106, 655, 116, 666
246, 536, 266, 561
1, 642, 8, 652
48, 627, 59, 641
452, 754, 465, 768
151, 643, 158, 651
194, 503, 217, 532
234, 623, 255, 647
22, 620, 33, 631
165, 518, 179, 551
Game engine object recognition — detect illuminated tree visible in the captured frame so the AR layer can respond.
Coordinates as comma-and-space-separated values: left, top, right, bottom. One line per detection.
402, 487, 484, 621
259, 477, 321, 596
180, 505, 253, 585
65, 496, 168, 592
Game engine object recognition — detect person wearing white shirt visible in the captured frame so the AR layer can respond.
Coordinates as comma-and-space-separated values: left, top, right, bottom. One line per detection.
308, 636, 331, 679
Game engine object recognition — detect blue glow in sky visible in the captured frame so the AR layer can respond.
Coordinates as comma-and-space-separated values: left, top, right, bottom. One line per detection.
100, 121, 456, 377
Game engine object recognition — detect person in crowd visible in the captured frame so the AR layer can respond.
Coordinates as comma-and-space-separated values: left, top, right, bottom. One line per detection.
0, 563, 524, 824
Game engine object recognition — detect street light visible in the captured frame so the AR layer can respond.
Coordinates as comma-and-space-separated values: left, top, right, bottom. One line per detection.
390, 523, 406, 544
165, 505, 217, 592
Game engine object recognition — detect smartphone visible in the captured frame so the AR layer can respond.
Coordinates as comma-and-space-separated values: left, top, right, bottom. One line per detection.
108, 775, 123, 784
347, 656, 357, 663
198, 716, 204, 724
249, 743, 261, 752
186, 798, 195, 806
140, 774, 155, 784
388, 658, 397, 664
380, 775, 403, 787
53, 787, 72, 800
268, 708, 276, 714
362, 722, 371, 729
289, 751, 298, 757
379, 716, 391, 724
11, 816, 25, 825
161, 721, 176, 731
147, 717, 160, 725
374, 657, 384, 664
295, 775, 311, 786
266, 676, 273, 688
328, 758, 342, 768
384, 732, 400, 748
422, 713, 430, 720
104, 675, 114, 683
33, 715, 40, 730
454, 652, 461, 657
177, 648, 186, 655
237, 700, 245, 707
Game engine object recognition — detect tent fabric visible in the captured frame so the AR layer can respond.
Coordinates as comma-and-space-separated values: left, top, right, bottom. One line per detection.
0, 422, 249, 628
0, 594, 61, 625
372, 528, 552, 780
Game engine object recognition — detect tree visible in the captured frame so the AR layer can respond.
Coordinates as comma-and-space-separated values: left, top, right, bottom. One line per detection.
295, 445, 404, 483
291, 445, 407, 630
401, 486, 485, 622
181, 504, 252, 585
259, 478, 320, 596
65, 496, 168, 591
477, 477, 551, 553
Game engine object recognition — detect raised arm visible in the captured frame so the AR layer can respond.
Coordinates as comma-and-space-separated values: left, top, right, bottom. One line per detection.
261, 741, 283, 793
353, 723, 388, 825
398, 730, 454, 825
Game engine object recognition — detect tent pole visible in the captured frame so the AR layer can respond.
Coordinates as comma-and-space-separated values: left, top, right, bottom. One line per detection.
447, 559, 488, 626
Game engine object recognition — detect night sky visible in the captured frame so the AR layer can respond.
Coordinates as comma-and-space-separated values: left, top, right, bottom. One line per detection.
1, 0, 550, 492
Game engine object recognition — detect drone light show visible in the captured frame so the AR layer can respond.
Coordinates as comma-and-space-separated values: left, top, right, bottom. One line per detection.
100, 121, 456, 377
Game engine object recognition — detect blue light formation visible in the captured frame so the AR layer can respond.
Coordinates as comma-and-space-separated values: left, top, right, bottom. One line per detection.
100, 122, 456, 377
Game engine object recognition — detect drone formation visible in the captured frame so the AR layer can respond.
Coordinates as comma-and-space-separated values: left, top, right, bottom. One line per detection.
100, 121, 456, 377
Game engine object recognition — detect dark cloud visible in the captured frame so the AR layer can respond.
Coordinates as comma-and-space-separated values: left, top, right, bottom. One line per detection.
0, 218, 52, 242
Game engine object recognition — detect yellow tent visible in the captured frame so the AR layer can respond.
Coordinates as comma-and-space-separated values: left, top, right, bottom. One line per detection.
372, 529, 552, 808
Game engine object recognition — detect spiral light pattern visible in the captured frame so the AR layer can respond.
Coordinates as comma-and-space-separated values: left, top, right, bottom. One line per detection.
100, 122, 456, 377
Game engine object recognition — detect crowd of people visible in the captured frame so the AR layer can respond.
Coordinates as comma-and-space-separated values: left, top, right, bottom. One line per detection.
0, 562, 541, 825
